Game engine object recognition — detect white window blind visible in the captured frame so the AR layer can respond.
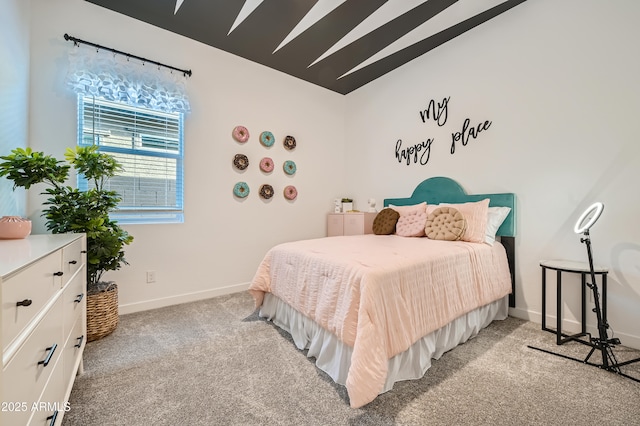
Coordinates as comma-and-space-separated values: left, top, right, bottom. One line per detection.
78, 95, 184, 224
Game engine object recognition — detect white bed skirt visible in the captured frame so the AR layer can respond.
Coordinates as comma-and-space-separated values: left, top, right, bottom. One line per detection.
260, 293, 508, 395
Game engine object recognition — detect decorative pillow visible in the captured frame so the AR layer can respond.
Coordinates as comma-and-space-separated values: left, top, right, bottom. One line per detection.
395, 210, 428, 237
485, 206, 511, 246
372, 208, 400, 235
388, 202, 427, 216
425, 207, 467, 241
439, 199, 490, 243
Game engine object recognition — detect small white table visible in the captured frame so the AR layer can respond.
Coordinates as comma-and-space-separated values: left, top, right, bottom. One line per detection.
539, 259, 609, 345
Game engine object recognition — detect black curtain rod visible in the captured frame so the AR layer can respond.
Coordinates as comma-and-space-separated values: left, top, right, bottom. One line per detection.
64, 33, 192, 77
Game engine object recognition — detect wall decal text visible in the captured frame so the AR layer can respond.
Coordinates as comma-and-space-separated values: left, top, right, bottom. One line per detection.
419, 96, 450, 127
395, 139, 433, 166
450, 118, 492, 154
394, 96, 493, 166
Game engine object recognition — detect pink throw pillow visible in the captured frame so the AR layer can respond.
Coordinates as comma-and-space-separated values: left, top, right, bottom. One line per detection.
395, 210, 428, 237
389, 202, 427, 216
439, 199, 490, 243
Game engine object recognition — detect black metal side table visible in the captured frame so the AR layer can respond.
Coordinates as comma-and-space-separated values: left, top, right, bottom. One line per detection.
540, 259, 608, 345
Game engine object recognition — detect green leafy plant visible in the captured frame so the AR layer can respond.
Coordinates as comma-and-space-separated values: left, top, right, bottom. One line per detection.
0, 146, 133, 294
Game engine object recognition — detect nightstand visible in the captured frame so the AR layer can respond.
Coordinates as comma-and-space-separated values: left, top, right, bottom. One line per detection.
327, 212, 376, 236
539, 259, 608, 345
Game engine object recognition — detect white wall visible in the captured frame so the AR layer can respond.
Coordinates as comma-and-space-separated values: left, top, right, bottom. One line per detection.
344, 0, 640, 348
0, 0, 30, 216
27, 0, 347, 312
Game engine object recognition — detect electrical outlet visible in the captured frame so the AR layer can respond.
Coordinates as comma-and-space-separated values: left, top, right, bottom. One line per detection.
146, 270, 156, 283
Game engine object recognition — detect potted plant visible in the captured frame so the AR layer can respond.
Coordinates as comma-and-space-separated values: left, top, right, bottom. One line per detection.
341, 198, 353, 212
0, 146, 133, 341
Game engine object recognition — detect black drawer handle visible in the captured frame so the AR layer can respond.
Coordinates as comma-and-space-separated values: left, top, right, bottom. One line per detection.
16, 299, 33, 307
74, 293, 84, 303
47, 411, 58, 426
69, 260, 78, 265
81, 250, 87, 254
38, 343, 57, 367
53, 271, 64, 276
75, 335, 85, 348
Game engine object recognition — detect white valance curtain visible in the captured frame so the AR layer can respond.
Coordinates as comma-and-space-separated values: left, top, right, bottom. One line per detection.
66, 44, 190, 114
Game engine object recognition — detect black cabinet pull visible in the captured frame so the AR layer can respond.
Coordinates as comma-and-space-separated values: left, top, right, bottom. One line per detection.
69, 260, 78, 265
53, 271, 64, 276
74, 293, 84, 303
38, 343, 57, 367
75, 335, 85, 348
16, 299, 33, 307
47, 411, 58, 426
81, 250, 87, 253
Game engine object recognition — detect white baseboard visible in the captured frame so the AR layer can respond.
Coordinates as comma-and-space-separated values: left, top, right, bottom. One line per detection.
509, 307, 640, 351
118, 282, 251, 315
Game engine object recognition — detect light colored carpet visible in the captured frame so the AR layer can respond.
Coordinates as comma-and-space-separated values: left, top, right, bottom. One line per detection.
63, 292, 640, 426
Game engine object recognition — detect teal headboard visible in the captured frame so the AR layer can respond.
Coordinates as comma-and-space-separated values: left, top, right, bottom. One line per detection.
384, 176, 516, 237
384, 177, 517, 307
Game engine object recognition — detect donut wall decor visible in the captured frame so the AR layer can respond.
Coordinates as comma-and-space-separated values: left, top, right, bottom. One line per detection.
260, 157, 274, 173
259, 184, 274, 200
233, 154, 249, 170
260, 131, 275, 147
232, 125, 249, 143
283, 135, 296, 150
283, 185, 297, 200
233, 182, 250, 198
283, 160, 296, 175
229, 125, 298, 201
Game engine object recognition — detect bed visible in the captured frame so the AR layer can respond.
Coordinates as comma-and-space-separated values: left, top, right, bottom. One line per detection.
249, 177, 516, 408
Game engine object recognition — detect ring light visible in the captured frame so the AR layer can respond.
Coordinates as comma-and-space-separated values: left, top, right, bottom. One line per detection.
574, 202, 604, 234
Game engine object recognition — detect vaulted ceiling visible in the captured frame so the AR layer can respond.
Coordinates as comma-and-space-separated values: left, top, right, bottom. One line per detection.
85, 0, 528, 95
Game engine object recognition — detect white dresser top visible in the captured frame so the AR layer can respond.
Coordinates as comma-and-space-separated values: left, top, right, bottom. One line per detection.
0, 234, 83, 279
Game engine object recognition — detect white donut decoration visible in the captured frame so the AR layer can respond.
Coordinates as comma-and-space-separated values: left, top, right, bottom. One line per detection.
233, 125, 249, 143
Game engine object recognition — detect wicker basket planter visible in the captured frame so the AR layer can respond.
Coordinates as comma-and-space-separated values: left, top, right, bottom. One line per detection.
86, 283, 119, 342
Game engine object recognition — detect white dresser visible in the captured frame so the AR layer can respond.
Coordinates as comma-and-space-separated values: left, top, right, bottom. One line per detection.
0, 234, 86, 426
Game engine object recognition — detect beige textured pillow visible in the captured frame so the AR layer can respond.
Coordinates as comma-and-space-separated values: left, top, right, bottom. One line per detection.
425, 207, 467, 241
440, 199, 490, 243
372, 208, 400, 235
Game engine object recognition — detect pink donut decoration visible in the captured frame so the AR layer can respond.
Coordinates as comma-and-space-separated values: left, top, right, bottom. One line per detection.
233, 125, 249, 143
260, 157, 274, 173
284, 185, 297, 200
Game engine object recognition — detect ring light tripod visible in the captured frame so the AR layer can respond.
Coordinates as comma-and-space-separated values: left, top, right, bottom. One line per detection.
529, 202, 640, 382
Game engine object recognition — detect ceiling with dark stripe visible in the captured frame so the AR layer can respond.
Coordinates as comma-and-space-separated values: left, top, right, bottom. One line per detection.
85, 0, 528, 95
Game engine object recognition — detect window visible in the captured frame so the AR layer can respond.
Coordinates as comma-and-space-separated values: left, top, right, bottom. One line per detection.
77, 95, 184, 224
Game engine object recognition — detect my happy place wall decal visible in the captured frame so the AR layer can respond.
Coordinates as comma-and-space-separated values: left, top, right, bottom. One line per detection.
395, 96, 492, 166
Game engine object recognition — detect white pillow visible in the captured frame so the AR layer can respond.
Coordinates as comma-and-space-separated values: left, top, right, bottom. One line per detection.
485, 206, 511, 246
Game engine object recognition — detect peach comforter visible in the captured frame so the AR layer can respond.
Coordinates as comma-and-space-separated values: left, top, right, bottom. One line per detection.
249, 234, 512, 408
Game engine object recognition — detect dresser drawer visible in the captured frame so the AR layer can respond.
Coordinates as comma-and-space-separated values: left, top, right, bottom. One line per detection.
62, 267, 86, 339
28, 355, 66, 426
62, 237, 85, 282
2, 252, 63, 351
2, 296, 63, 425
63, 315, 85, 388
